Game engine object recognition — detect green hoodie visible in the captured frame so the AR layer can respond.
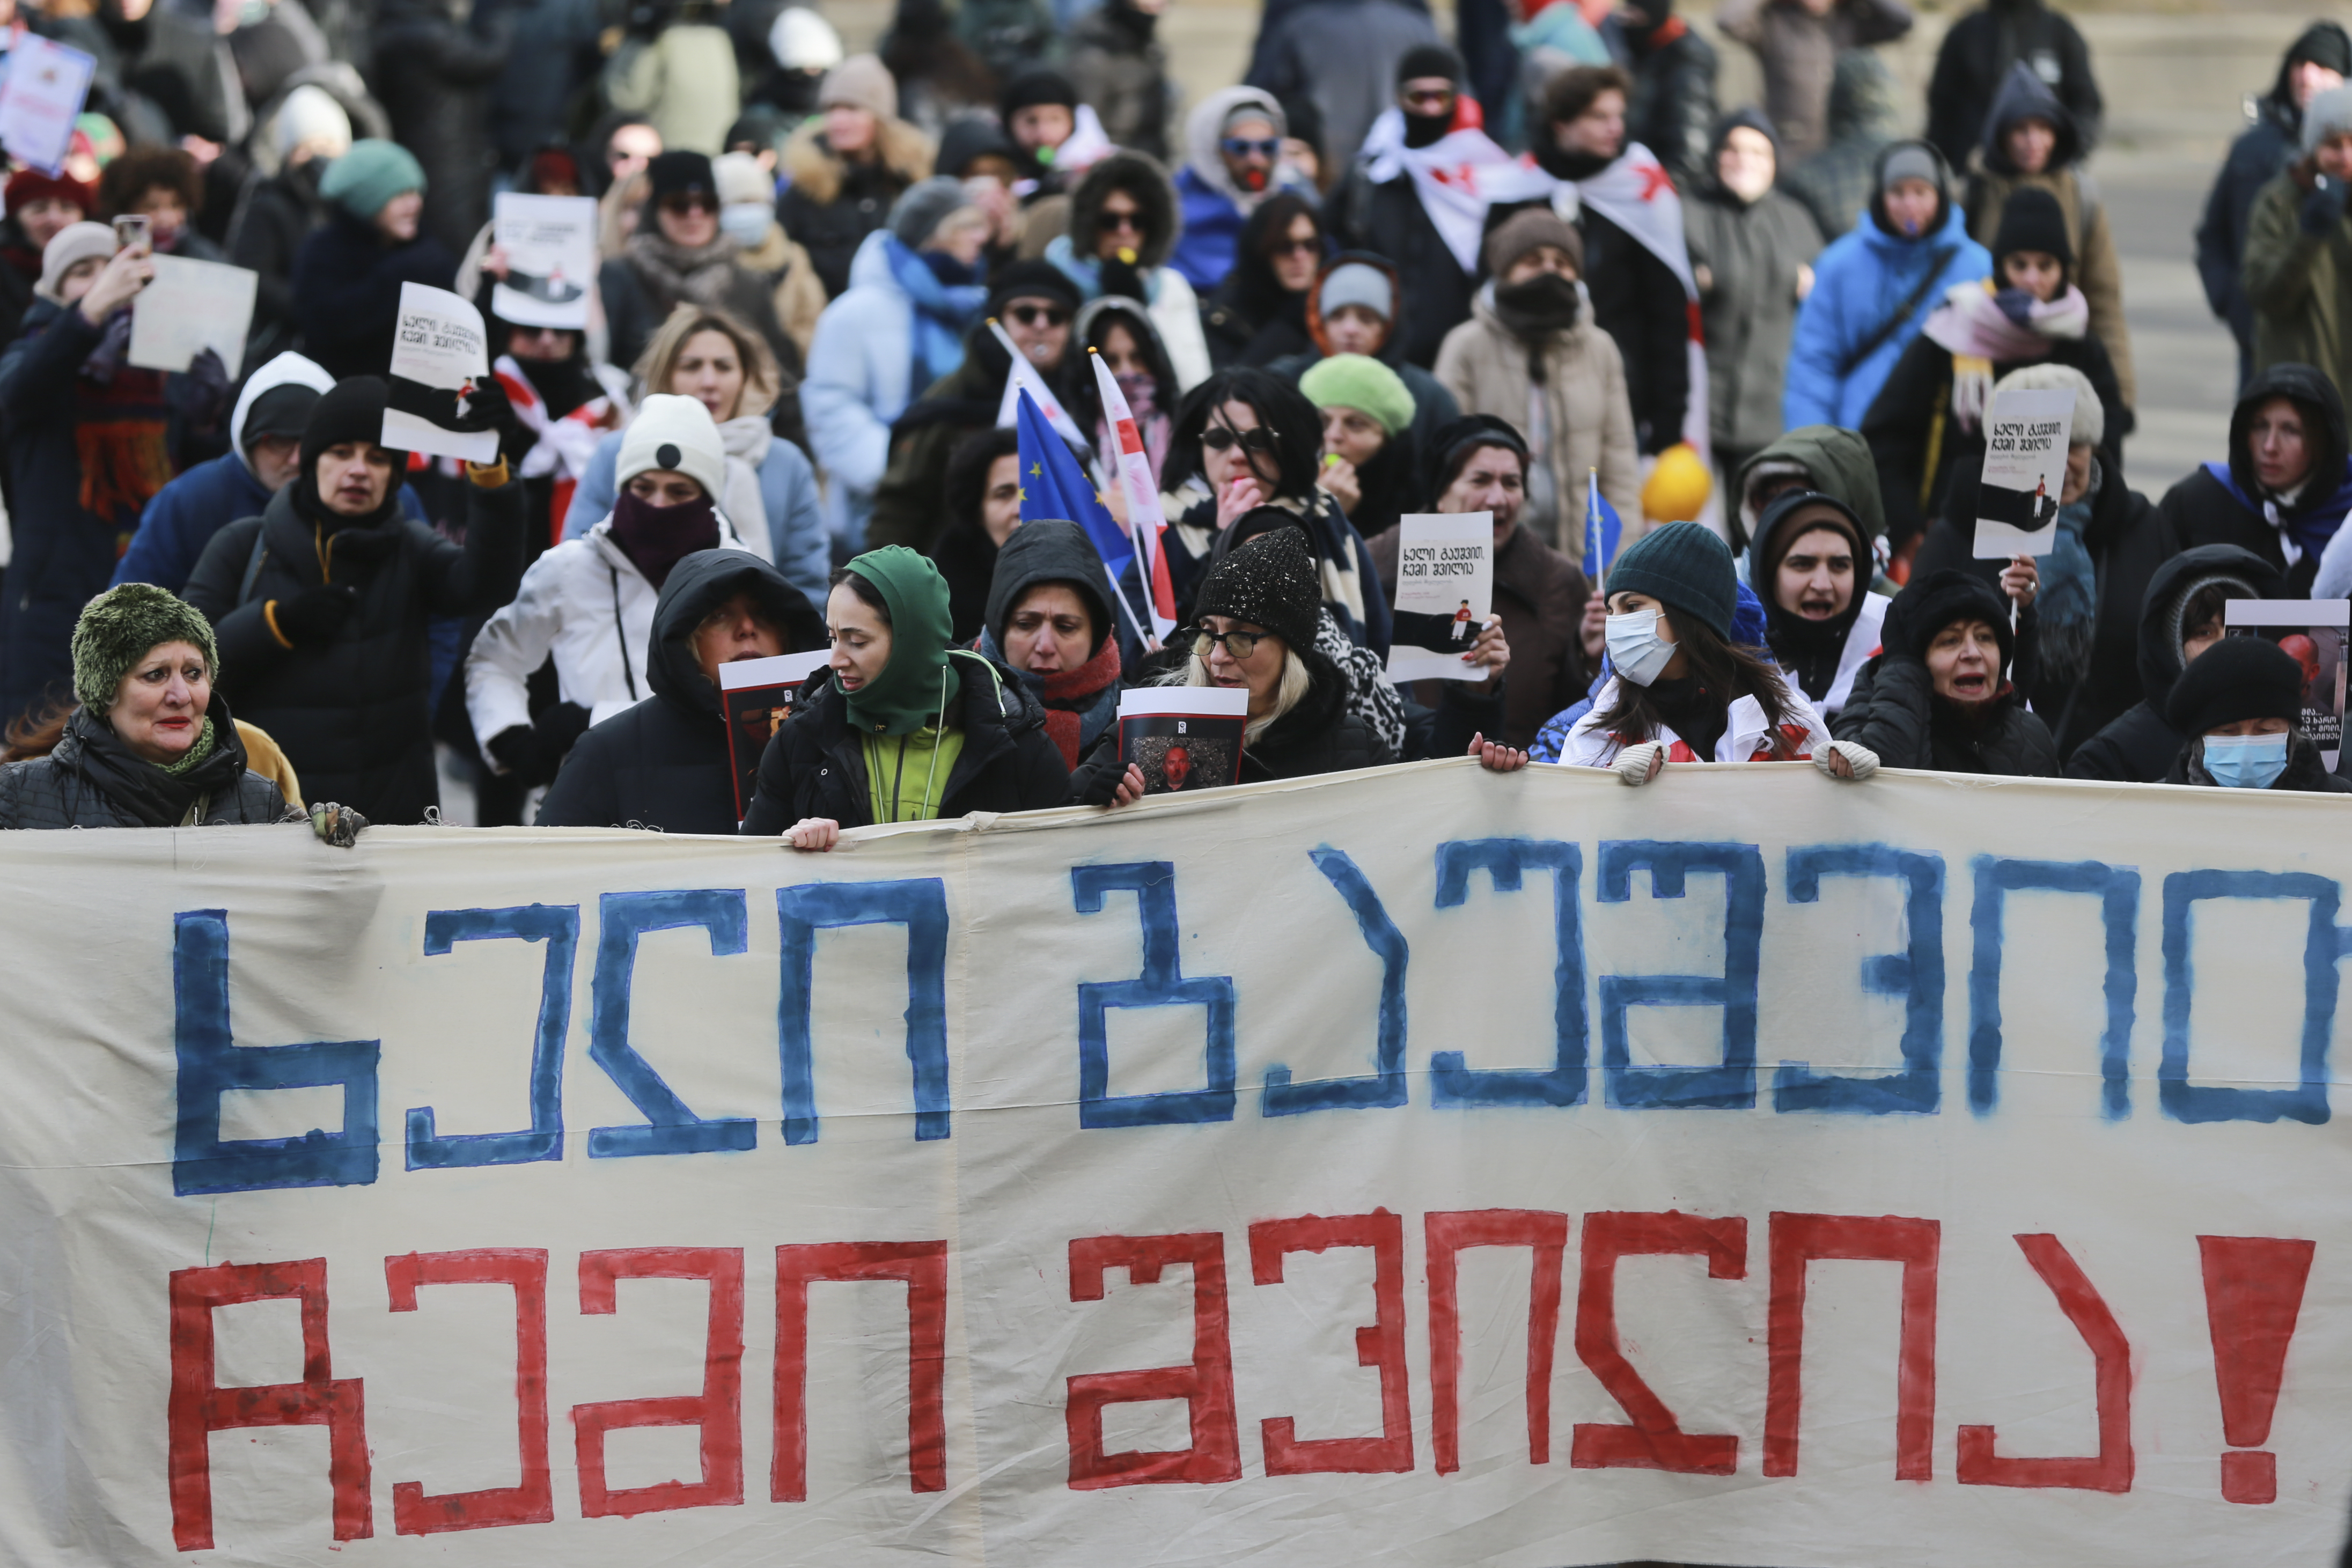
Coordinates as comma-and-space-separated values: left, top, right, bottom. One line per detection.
839, 546, 958, 737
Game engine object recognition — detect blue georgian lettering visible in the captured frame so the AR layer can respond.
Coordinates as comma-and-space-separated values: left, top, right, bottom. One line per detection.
1596, 841, 1765, 1109
407, 904, 578, 1168
1261, 848, 1409, 1115
1773, 844, 1945, 1115
2162, 870, 2341, 1125
586, 889, 755, 1157
172, 909, 380, 1195
1071, 863, 1236, 1127
1967, 858, 2138, 1118
776, 879, 952, 1144
1430, 838, 1586, 1107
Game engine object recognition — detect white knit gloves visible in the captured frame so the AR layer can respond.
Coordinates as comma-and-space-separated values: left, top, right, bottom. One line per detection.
1814, 740, 1880, 781
1614, 741, 1666, 786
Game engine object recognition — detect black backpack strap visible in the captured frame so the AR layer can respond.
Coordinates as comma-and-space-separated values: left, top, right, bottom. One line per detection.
1837, 245, 1959, 380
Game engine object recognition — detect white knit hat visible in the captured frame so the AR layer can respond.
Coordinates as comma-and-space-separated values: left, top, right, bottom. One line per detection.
1993, 362, 2104, 450
275, 84, 352, 163
36, 221, 116, 304
770, 6, 843, 71
712, 151, 772, 208
616, 394, 727, 500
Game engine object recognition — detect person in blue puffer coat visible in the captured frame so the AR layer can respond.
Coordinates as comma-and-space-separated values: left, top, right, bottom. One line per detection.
1783, 138, 1989, 430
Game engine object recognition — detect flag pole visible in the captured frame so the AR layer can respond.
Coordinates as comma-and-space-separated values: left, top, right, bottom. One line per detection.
1092, 345, 1167, 649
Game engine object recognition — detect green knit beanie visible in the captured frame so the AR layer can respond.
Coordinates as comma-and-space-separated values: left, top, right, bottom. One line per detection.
71, 583, 218, 714
1605, 520, 1737, 641
319, 139, 427, 223
1299, 354, 1416, 437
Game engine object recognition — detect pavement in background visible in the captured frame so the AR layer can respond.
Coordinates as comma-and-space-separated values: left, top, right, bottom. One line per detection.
2096, 150, 2239, 502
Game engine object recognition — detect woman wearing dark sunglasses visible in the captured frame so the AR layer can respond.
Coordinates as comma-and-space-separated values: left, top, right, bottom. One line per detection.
1201, 191, 1326, 370
1163, 369, 1393, 658
1042, 151, 1214, 389
1171, 87, 1317, 296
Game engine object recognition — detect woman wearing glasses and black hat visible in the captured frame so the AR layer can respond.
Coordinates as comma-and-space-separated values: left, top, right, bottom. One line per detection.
1163, 367, 1392, 656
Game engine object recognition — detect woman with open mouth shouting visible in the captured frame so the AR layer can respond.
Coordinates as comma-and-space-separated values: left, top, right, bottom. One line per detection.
1833, 563, 2059, 776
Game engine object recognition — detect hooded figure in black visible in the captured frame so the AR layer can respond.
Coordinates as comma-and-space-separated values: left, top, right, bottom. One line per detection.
2199, 25, 2352, 386
181, 377, 527, 825
2163, 632, 2352, 793
1833, 567, 2059, 775
2157, 362, 2352, 595
1747, 489, 1885, 718
1266, 251, 1462, 470
1201, 190, 1326, 369
1923, 0, 2101, 173
538, 548, 826, 831
2066, 545, 2286, 783
976, 518, 1127, 771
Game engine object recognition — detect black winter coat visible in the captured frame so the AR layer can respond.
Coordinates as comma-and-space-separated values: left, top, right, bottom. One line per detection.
1624, 23, 1719, 196
290, 212, 458, 381
1913, 458, 2174, 756
2064, 542, 2288, 783
740, 653, 1070, 833
1063, 648, 1389, 801
182, 477, 526, 824
1584, 203, 1692, 455
1324, 169, 1473, 370
778, 148, 913, 301
0, 702, 286, 828
1832, 654, 2060, 776
371, 0, 509, 255
2165, 730, 2352, 793
227, 164, 328, 364
539, 548, 826, 833
1924, 0, 2101, 173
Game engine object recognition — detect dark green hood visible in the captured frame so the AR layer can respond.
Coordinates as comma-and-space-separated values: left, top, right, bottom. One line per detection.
1734, 425, 1887, 550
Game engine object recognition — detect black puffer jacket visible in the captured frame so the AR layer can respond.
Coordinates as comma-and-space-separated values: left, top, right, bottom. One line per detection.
539, 549, 826, 833
2154, 363, 2352, 597
183, 476, 526, 825
2165, 730, 2352, 793
2065, 543, 2287, 783
1832, 655, 2060, 775
0, 701, 286, 828
740, 651, 1070, 833
1064, 645, 1389, 800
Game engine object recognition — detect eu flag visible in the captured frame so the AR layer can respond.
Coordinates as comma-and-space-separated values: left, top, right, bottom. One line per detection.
1016, 389, 1143, 639
1583, 468, 1622, 581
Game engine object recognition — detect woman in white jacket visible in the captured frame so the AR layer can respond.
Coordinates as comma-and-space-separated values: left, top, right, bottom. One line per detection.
466, 395, 749, 785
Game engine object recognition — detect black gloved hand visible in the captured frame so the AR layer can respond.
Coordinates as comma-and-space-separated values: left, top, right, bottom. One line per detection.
272, 584, 358, 645
167, 347, 231, 432
454, 373, 521, 447
534, 700, 592, 761
2302, 175, 2350, 237
486, 724, 540, 779
1074, 759, 1124, 807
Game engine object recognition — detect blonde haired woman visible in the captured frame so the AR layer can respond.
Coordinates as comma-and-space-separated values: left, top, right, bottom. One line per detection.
560, 304, 828, 602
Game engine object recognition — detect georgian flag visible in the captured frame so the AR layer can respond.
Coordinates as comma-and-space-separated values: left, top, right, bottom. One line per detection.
1087, 347, 1178, 643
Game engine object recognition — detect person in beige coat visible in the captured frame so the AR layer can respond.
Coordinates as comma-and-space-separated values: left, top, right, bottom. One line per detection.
1434, 209, 1641, 567
712, 152, 827, 361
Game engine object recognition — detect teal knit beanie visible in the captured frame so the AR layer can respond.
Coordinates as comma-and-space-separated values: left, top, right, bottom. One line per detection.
1300, 354, 1416, 437
71, 583, 218, 713
319, 139, 427, 223
1605, 521, 1736, 640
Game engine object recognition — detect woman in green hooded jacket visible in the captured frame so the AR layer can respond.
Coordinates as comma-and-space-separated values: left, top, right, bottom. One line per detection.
742, 544, 1071, 847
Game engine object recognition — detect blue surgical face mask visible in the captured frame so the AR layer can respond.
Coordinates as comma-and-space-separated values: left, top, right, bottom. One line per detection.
2202, 732, 2290, 790
1605, 608, 1678, 687
719, 203, 773, 247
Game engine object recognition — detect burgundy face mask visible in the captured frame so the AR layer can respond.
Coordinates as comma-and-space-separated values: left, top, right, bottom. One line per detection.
607, 486, 719, 589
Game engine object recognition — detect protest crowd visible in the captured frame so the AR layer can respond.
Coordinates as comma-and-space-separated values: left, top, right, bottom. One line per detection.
0, 0, 2334, 844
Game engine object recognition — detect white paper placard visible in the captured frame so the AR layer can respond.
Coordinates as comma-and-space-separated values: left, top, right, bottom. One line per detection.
127, 255, 256, 378
1116, 686, 1250, 719
0, 35, 94, 176
1386, 511, 1493, 682
489, 193, 597, 330
717, 649, 831, 691
383, 281, 499, 464
1973, 387, 2074, 557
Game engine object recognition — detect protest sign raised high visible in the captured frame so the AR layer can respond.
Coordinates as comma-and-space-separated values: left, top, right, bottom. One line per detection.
0, 765, 2347, 1566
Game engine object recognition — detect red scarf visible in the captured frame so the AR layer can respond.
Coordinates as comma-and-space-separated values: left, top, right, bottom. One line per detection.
1025, 634, 1124, 769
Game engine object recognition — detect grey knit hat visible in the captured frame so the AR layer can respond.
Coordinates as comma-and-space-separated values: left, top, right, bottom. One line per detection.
1196, 524, 1321, 654
1605, 520, 1737, 640
72, 583, 218, 713
2306, 83, 2352, 156
891, 176, 976, 247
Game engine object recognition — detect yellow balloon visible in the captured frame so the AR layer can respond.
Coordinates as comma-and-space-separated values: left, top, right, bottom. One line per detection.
1641, 442, 1713, 523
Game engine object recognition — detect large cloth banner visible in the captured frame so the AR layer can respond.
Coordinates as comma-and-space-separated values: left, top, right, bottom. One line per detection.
3, 763, 2350, 1566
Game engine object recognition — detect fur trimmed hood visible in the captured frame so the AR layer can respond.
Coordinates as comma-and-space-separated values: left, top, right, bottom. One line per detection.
780, 117, 936, 208
1068, 149, 1182, 271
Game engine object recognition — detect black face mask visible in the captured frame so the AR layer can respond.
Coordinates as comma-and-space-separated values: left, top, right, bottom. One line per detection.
1402, 110, 1450, 149
1493, 272, 1583, 339
1533, 139, 1613, 183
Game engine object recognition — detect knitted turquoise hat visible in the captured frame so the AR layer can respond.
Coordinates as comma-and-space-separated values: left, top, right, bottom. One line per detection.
72, 583, 217, 713
319, 139, 427, 223
1300, 354, 1415, 437
1605, 520, 1737, 640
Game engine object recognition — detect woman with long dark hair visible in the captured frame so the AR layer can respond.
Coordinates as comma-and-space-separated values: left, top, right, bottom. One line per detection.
1201, 190, 1325, 369
1162, 366, 1391, 653
1542, 522, 1878, 783
1067, 296, 1179, 488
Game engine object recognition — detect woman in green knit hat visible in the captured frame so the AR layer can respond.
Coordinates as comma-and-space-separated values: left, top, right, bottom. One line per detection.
741, 544, 1070, 848
1302, 352, 1419, 542
0, 584, 363, 840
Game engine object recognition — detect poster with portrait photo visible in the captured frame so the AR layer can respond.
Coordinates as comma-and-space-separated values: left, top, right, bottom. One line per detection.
1972, 387, 2073, 558
719, 650, 829, 822
1116, 688, 1247, 794
1387, 512, 1493, 682
2225, 599, 2351, 769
